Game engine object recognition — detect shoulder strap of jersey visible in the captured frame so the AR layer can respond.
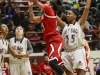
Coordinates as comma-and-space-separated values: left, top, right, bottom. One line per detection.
14, 37, 24, 43
44, 13, 57, 18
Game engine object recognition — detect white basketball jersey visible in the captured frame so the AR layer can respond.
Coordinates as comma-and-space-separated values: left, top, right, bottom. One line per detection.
62, 22, 85, 51
9, 37, 28, 63
0, 39, 8, 65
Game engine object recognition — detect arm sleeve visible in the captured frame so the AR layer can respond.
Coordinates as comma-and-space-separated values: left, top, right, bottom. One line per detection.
26, 39, 33, 54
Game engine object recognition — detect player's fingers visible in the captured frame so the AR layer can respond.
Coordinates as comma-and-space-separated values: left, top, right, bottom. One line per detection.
28, 0, 33, 5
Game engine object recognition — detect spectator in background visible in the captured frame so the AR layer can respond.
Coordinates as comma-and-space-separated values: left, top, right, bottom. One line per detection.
40, 53, 53, 75
4, 0, 11, 15
78, 0, 86, 15
0, 0, 8, 6
24, 10, 29, 17
57, 5, 66, 17
31, 59, 41, 75
73, 2, 79, 11
87, 16, 95, 25
95, 33, 100, 50
26, 24, 38, 38
95, 4, 100, 20
6, 4, 16, 23
21, 16, 31, 32
66, 0, 78, 10
34, 12, 42, 32
94, 25, 100, 39
34, 22, 42, 32
66, 0, 73, 10
96, 60, 100, 75
90, 0, 96, 7
10, 8, 24, 31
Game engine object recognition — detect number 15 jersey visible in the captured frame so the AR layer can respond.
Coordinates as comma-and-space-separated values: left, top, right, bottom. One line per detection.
62, 22, 85, 51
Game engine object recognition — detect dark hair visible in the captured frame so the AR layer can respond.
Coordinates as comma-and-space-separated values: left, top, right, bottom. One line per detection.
15, 25, 25, 33
32, 58, 38, 63
44, 53, 48, 57
50, 0, 57, 13
70, 9, 79, 21
55, 0, 62, 5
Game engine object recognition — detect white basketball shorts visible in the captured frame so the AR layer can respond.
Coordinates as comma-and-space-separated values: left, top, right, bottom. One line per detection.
61, 46, 86, 73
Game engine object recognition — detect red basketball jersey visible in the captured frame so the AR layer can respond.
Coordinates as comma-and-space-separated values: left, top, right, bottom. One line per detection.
40, 4, 60, 41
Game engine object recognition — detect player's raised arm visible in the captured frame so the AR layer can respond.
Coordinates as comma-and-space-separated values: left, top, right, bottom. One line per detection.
78, 0, 91, 29
8, 43, 29, 58
57, 16, 66, 29
28, 0, 41, 22
31, 0, 44, 10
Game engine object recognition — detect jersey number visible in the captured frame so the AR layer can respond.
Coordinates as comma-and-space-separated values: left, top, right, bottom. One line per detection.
66, 35, 75, 43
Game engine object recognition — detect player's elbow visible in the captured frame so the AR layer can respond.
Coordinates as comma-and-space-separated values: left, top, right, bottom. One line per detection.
29, 17, 35, 22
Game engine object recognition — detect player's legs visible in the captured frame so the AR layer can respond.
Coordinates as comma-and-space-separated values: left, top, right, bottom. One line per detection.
72, 47, 86, 75
61, 51, 73, 75
49, 59, 65, 75
20, 60, 32, 75
47, 40, 66, 75
9, 63, 20, 75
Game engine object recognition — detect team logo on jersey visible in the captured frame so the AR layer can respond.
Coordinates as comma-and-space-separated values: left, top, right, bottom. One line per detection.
12, 45, 23, 52
79, 61, 83, 66
28, 71, 31, 75
0, 48, 6, 53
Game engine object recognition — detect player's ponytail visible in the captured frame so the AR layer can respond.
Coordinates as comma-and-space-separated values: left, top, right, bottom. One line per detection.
50, 0, 57, 13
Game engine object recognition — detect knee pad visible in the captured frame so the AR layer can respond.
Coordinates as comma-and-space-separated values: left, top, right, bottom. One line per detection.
49, 59, 64, 75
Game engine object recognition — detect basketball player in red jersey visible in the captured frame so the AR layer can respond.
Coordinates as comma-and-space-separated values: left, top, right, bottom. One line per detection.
1, 62, 9, 75
28, 0, 66, 75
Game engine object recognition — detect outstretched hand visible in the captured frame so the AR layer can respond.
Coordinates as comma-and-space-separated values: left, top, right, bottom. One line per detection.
28, 0, 33, 8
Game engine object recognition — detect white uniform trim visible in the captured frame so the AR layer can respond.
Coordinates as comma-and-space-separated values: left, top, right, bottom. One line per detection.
58, 43, 62, 56
44, 13, 57, 18
49, 44, 54, 57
